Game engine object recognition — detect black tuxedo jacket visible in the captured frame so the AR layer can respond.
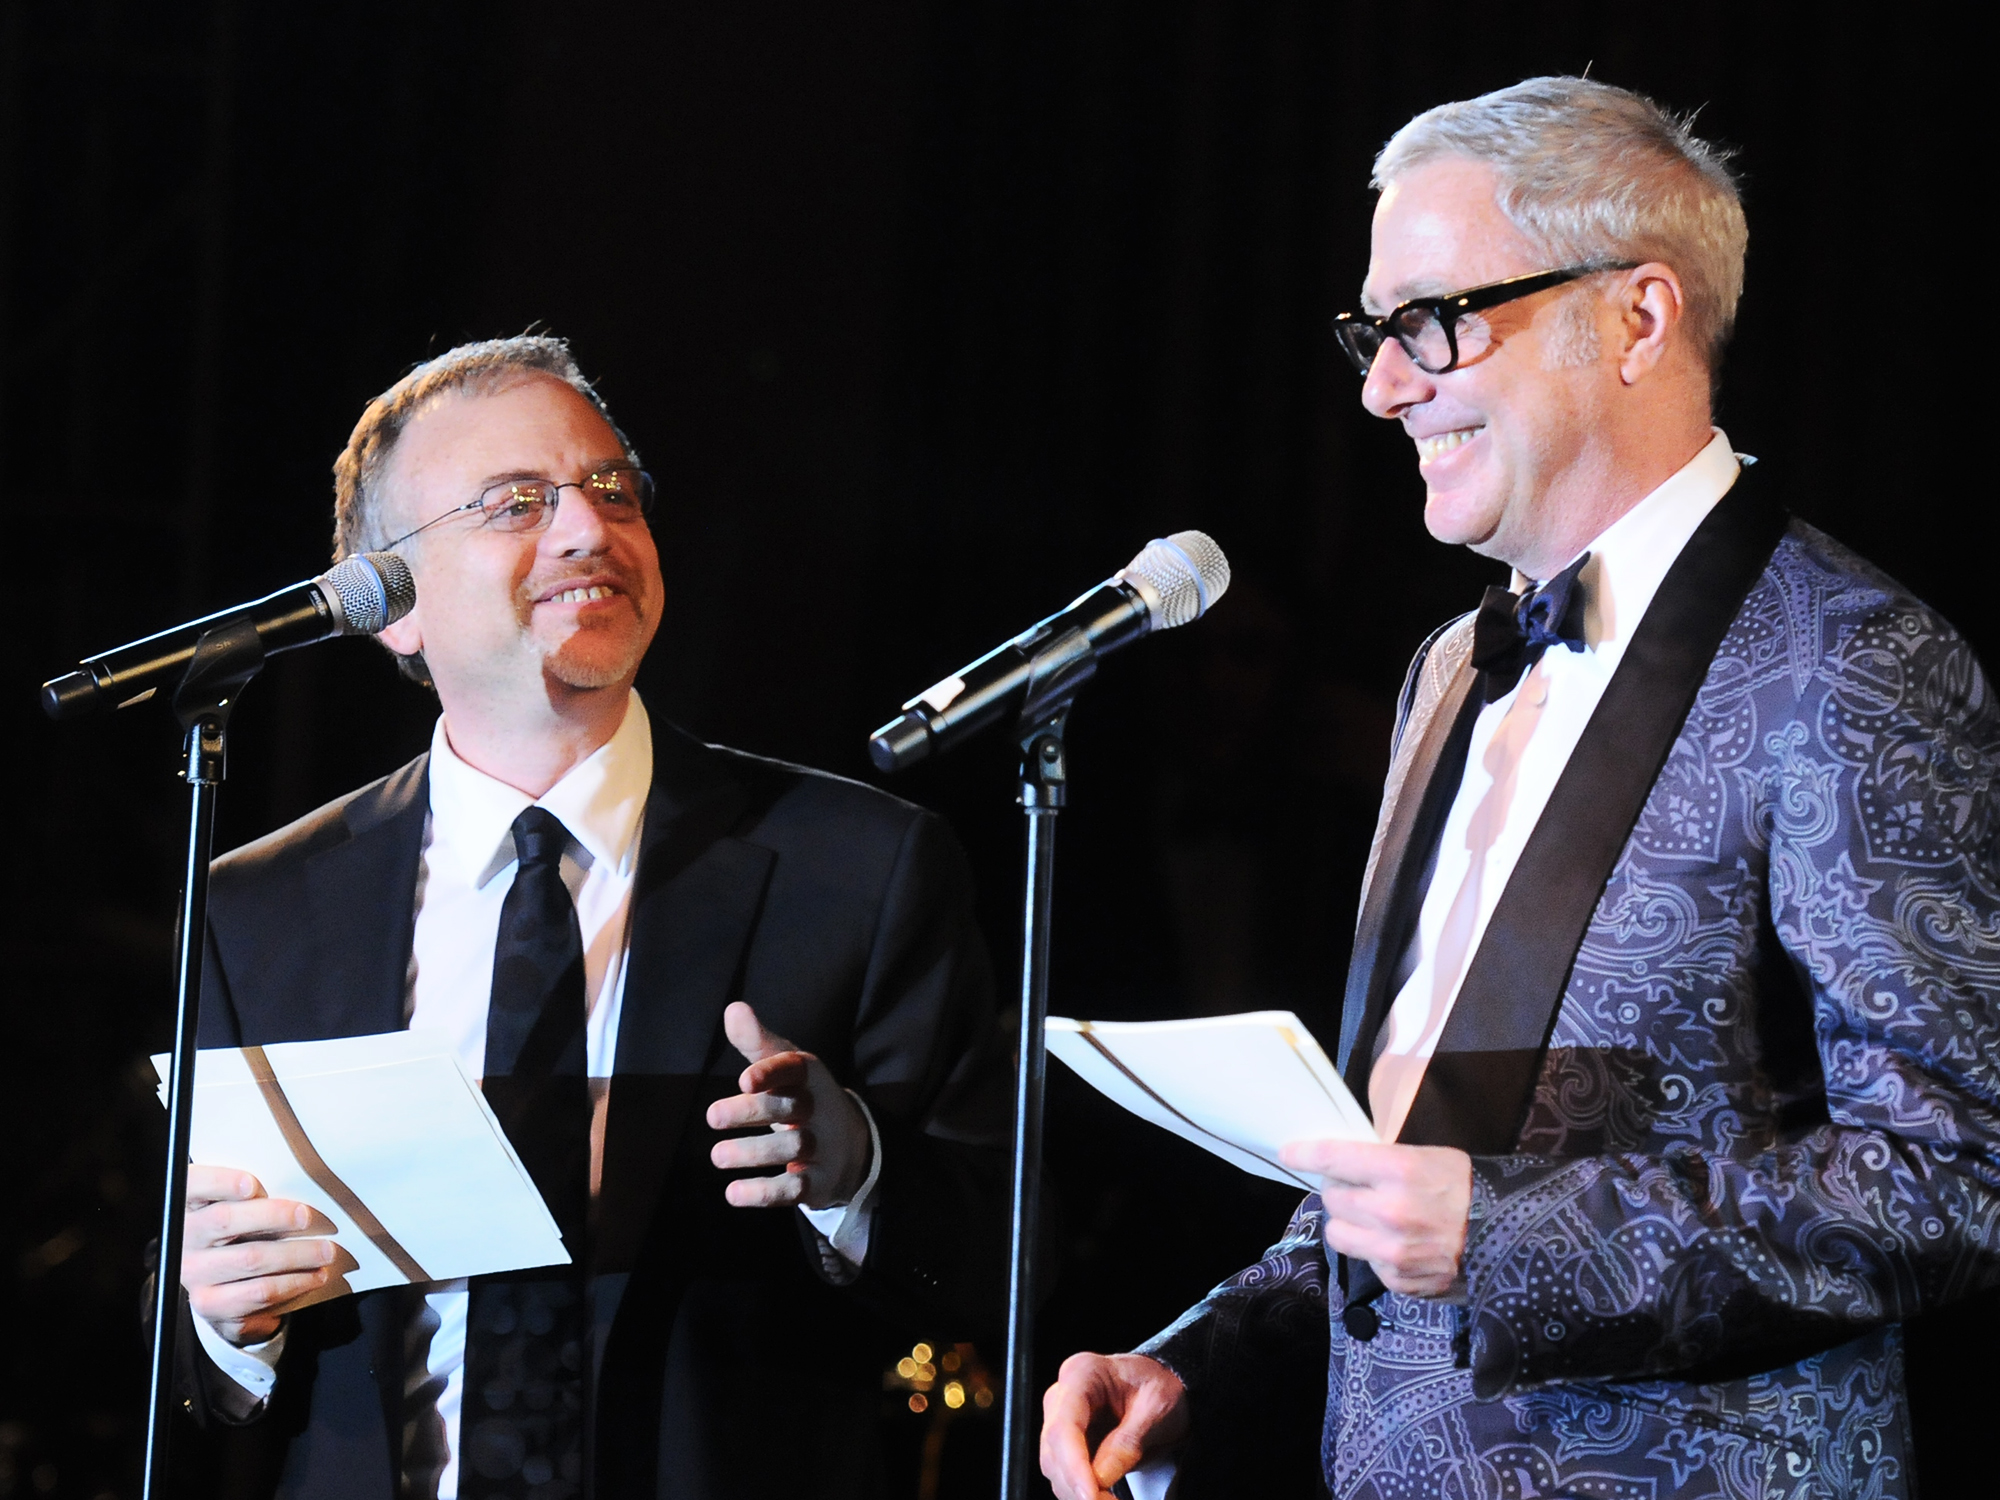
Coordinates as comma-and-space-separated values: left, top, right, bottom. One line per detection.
171, 722, 1012, 1499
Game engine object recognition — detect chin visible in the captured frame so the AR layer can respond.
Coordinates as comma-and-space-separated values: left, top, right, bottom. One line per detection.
1422, 489, 1503, 550
538, 612, 656, 691
545, 637, 649, 691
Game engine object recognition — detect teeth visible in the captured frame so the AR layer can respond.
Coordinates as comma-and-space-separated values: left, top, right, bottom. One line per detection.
1416, 427, 1480, 462
552, 585, 615, 603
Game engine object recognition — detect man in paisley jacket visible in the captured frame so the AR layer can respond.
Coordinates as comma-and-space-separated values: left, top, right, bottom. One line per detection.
1040, 77, 2000, 1500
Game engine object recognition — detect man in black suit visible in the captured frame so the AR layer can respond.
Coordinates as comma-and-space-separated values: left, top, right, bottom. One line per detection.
172, 335, 1010, 1498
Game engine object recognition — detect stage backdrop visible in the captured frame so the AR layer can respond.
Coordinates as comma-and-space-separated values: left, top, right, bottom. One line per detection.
3, 2, 1986, 1496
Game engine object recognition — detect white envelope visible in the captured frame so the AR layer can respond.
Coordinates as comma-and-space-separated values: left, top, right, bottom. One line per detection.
1045, 1010, 1377, 1188
154, 1030, 570, 1310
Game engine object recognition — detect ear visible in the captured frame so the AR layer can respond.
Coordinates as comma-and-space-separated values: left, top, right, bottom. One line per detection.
377, 593, 423, 657
1614, 262, 1686, 385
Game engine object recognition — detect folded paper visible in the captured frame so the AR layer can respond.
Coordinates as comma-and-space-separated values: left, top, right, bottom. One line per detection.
153, 1030, 569, 1311
1046, 1010, 1376, 1187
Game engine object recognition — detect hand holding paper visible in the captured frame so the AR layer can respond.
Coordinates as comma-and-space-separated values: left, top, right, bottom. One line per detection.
1280, 1137, 1472, 1296
1044, 1009, 1471, 1295
155, 1031, 572, 1329
182, 1166, 342, 1344
1043, 1010, 1377, 1188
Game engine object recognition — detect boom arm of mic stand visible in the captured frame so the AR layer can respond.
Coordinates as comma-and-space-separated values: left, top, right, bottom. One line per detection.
143, 619, 265, 1500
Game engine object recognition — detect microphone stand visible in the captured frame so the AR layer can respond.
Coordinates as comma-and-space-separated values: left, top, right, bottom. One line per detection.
140, 619, 267, 1500
998, 629, 1097, 1500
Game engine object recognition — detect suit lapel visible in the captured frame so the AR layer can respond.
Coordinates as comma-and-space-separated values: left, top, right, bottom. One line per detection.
1337, 662, 1482, 1103
299, 754, 428, 1040
594, 727, 777, 1275
1397, 470, 1789, 1152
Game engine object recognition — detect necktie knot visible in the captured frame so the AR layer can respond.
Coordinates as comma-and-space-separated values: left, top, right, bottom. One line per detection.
1471, 551, 1591, 702
510, 807, 573, 872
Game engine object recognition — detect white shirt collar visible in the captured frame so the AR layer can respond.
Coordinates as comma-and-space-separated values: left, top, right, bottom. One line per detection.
1515, 429, 1742, 658
426, 690, 654, 889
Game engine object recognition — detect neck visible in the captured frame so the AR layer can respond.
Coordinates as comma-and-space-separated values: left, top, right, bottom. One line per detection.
434, 678, 632, 798
1499, 403, 1714, 581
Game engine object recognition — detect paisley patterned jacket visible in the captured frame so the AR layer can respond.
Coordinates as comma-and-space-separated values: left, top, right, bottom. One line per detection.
1142, 475, 2000, 1499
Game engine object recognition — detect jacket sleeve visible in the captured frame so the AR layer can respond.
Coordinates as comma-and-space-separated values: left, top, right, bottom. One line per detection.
1135, 1195, 1331, 1495
842, 808, 1016, 1328
1460, 603, 2000, 1396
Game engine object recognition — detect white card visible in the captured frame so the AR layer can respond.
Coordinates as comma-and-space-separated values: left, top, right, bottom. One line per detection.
1045, 1010, 1376, 1188
155, 1030, 570, 1309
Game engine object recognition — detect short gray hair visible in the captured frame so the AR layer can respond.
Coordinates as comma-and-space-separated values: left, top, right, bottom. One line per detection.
1373, 77, 1747, 375
331, 332, 636, 563
331, 333, 638, 685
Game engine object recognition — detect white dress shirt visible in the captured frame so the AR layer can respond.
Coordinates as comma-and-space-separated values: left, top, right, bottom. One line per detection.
195, 691, 880, 1498
1367, 431, 1744, 1141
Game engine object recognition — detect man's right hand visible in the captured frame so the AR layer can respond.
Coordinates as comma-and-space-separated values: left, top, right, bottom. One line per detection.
1040, 1351, 1190, 1500
181, 1165, 340, 1345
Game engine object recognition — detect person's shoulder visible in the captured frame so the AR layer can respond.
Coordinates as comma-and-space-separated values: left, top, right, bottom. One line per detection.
211, 753, 429, 886
1763, 519, 1992, 724
660, 723, 935, 841
1770, 519, 1973, 649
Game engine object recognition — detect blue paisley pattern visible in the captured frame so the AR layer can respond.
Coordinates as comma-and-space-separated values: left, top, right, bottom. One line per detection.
1142, 523, 2000, 1499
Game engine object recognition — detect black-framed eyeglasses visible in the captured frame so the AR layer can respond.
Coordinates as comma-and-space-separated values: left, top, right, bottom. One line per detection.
1332, 262, 1636, 377
383, 464, 656, 550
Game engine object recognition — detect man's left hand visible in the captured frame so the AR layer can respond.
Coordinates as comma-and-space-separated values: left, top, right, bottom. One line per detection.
1278, 1139, 1473, 1297
707, 1001, 872, 1211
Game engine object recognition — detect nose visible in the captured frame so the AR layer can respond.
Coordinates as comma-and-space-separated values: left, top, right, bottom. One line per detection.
1360, 337, 1435, 420
542, 481, 614, 554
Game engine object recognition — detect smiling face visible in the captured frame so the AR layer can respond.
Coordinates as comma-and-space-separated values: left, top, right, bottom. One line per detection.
1360, 157, 1620, 573
373, 375, 663, 714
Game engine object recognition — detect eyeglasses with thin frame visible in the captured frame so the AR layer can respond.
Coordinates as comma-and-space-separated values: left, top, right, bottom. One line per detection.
382, 464, 656, 551
1331, 262, 1636, 377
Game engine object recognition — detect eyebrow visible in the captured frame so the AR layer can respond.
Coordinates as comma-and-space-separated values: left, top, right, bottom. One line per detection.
1362, 277, 1456, 315
472, 457, 632, 490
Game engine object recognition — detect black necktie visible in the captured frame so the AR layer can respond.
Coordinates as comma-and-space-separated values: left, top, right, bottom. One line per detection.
1470, 551, 1591, 702
461, 808, 590, 1500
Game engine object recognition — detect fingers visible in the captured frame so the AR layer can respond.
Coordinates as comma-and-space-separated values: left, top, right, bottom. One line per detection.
1041, 1362, 1117, 1500
1278, 1137, 1392, 1184
710, 1126, 811, 1173
184, 1195, 337, 1253
1300, 1143, 1473, 1297
186, 1164, 263, 1209
1039, 1354, 1189, 1500
185, 1234, 343, 1340
722, 1001, 797, 1066
735, 1052, 811, 1097
710, 1010, 872, 1212
705, 1067, 811, 1131
723, 1170, 805, 1209
190, 1257, 335, 1322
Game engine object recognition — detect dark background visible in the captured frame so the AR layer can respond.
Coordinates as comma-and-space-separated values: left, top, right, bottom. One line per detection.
3, 2, 1990, 1496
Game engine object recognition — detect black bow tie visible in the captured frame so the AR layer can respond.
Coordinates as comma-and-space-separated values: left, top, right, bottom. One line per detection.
1470, 552, 1591, 702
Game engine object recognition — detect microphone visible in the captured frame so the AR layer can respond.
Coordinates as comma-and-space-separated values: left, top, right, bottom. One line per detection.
869, 530, 1229, 772
40, 551, 417, 721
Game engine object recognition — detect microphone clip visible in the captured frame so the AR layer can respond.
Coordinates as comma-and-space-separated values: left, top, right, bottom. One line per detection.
172, 617, 267, 784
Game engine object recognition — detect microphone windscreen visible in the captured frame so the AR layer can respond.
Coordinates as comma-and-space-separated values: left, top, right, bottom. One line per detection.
1119, 530, 1229, 629
321, 551, 417, 634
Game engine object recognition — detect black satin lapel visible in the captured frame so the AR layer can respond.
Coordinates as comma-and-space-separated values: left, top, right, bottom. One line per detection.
1338, 663, 1482, 1102
1398, 473, 1789, 1153
596, 738, 776, 1275
300, 756, 427, 1040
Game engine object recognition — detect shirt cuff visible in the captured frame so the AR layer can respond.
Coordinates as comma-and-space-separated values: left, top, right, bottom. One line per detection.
191, 1310, 287, 1407
798, 1089, 882, 1268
